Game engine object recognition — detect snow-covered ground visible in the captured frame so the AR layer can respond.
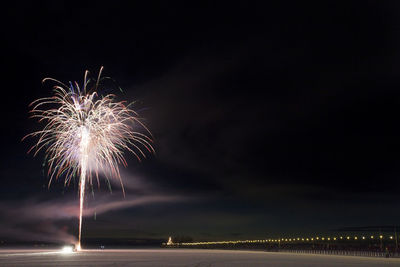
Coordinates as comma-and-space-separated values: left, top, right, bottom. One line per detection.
0, 248, 399, 266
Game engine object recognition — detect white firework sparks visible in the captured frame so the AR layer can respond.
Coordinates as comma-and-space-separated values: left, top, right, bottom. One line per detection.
24, 67, 154, 250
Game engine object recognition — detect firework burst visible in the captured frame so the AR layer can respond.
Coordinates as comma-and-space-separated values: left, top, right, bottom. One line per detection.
24, 67, 154, 250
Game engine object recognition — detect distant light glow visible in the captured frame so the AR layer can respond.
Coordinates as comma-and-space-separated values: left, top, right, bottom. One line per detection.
62, 246, 74, 254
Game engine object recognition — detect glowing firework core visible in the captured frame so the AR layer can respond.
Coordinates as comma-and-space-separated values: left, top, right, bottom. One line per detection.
78, 126, 89, 250
25, 67, 154, 250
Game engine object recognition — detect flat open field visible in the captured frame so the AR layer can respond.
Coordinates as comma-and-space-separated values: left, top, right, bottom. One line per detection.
0, 248, 399, 266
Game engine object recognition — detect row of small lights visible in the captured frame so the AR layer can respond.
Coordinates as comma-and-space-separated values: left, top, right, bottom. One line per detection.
176, 235, 395, 246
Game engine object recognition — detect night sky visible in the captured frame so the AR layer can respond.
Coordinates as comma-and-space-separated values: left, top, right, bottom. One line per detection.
1, 1, 400, 244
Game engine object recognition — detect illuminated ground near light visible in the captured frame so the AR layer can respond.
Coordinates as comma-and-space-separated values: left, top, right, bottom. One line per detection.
0, 248, 399, 266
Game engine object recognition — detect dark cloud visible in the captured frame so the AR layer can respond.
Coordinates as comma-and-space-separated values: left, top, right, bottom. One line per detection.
0, 187, 186, 243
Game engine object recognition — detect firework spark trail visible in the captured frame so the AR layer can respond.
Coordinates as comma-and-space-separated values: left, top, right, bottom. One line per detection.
24, 67, 154, 250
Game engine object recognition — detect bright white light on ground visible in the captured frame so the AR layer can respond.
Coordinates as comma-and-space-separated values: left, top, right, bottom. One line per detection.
61, 246, 73, 254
